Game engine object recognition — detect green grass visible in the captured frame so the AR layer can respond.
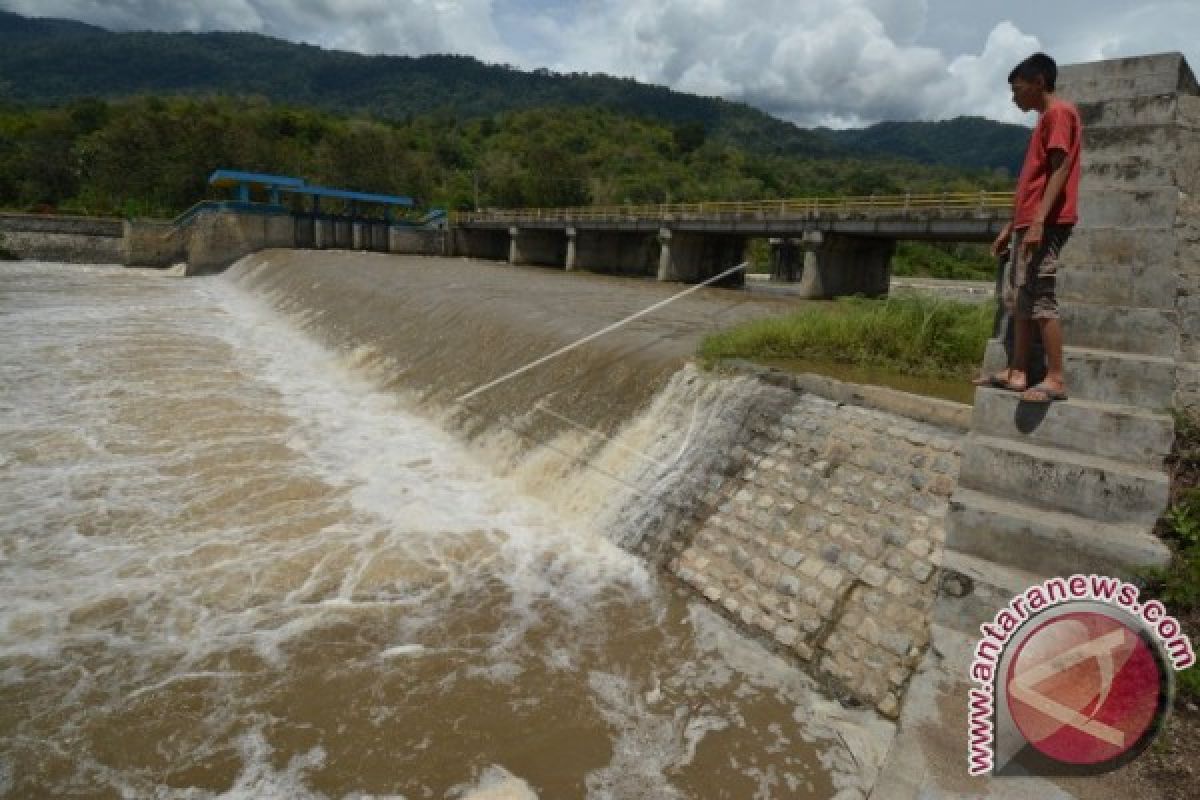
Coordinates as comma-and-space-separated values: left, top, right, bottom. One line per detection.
1140, 408, 1200, 703
699, 293, 993, 378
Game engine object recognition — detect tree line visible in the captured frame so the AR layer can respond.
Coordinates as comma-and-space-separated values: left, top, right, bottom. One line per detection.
0, 95, 1013, 220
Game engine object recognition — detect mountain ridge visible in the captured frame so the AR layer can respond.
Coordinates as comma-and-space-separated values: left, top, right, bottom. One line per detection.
0, 10, 1026, 173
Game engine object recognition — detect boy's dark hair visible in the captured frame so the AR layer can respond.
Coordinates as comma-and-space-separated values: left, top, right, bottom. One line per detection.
1008, 53, 1057, 90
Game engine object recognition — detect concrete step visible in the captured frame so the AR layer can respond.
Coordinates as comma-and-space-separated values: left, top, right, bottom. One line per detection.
1057, 226, 1177, 269
1058, 261, 1177, 309
1082, 158, 1191, 192
1059, 53, 1199, 103
946, 486, 1171, 579
1076, 95, 1190, 128
933, 549, 1048, 636
1080, 125, 1197, 190
957, 433, 1170, 527
971, 387, 1173, 467
1083, 123, 1190, 159
1077, 186, 1180, 229
1058, 301, 1177, 357
982, 339, 1176, 409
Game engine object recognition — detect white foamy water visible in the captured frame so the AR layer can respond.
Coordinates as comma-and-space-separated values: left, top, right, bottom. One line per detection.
0, 261, 862, 799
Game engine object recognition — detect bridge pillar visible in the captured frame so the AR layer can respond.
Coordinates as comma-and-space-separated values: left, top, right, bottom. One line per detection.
658, 228, 747, 284
352, 222, 364, 250
656, 228, 673, 281
314, 218, 333, 249
565, 227, 578, 271
795, 232, 893, 299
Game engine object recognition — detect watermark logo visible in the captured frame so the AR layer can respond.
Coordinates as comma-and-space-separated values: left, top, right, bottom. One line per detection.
967, 574, 1194, 776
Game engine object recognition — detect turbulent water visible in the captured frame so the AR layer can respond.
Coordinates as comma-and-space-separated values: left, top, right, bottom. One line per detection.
0, 261, 876, 799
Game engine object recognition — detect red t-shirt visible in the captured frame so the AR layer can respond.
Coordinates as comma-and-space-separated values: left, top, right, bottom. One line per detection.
1013, 99, 1082, 229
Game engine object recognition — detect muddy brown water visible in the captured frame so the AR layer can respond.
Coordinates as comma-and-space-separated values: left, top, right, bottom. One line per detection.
0, 259, 894, 799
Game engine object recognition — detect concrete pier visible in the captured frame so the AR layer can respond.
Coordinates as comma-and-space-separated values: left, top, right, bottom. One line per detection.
564, 227, 578, 271
795, 233, 894, 299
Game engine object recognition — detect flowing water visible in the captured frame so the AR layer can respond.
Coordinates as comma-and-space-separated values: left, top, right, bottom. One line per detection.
0, 262, 877, 799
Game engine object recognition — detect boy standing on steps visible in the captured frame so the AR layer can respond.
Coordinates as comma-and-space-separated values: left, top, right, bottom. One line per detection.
975, 52, 1082, 403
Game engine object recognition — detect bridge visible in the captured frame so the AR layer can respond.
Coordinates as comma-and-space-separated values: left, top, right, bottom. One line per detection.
450, 192, 1013, 297
115, 170, 1013, 298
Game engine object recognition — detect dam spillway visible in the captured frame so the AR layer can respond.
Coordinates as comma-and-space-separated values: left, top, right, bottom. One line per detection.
0, 257, 917, 799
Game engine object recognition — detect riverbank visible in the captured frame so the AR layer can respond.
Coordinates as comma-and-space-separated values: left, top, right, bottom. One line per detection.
699, 293, 993, 389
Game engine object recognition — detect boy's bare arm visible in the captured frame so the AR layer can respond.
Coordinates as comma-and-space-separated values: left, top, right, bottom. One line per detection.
992, 201, 1017, 258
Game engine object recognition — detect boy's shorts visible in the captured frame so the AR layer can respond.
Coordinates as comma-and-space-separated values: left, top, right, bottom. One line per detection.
1002, 225, 1072, 320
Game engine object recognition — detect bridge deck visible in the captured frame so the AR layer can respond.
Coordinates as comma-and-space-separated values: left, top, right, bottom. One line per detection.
454, 192, 1014, 241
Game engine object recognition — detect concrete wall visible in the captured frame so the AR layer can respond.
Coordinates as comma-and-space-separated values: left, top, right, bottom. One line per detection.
184, 210, 295, 276
314, 219, 334, 249
295, 217, 316, 248
389, 228, 442, 255
1059, 52, 1200, 408
123, 219, 187, 267
369, 223, 390, 251
4, 208, 450, 271
640, 375, 964, 718
0, 212, 124, 264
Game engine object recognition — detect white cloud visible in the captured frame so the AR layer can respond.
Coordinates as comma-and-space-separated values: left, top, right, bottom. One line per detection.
2, 0, 517, 61
534, 1, 1038, 126
945, 22, 1042, 124
3, 0, 1197, 126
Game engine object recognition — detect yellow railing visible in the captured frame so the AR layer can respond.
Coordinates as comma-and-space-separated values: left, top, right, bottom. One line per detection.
452, 191, 1014, 224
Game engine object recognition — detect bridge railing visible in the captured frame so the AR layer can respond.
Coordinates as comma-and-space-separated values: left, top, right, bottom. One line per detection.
452, 191, 1014, 224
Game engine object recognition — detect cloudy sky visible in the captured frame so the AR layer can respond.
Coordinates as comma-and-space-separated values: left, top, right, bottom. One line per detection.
4, 0, 1199, 126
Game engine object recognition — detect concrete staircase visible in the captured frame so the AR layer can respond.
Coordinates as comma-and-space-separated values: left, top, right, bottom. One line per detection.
939, 53, 1200, 631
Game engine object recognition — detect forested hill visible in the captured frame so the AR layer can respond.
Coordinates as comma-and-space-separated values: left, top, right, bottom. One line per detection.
0, 10, 837, 161
0, 10, 1025, 172
820, 117, 1029, 175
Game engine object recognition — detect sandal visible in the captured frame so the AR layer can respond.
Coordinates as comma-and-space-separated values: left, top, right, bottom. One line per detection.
971, 372, 1021, 391
1020, 382, 1068, 404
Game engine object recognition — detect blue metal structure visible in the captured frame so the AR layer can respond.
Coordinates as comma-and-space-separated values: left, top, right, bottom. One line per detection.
207, 170, 415, 221
208, 170, 306, 205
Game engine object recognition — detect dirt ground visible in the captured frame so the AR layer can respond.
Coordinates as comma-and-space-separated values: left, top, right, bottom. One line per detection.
1131, 410, 1200, 799
1129, 703, 1200, 799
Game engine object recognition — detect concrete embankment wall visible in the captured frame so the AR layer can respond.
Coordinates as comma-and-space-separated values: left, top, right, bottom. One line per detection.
2, 209, 445, 272
0, 212, 125, 263
223, 249, 967, 716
